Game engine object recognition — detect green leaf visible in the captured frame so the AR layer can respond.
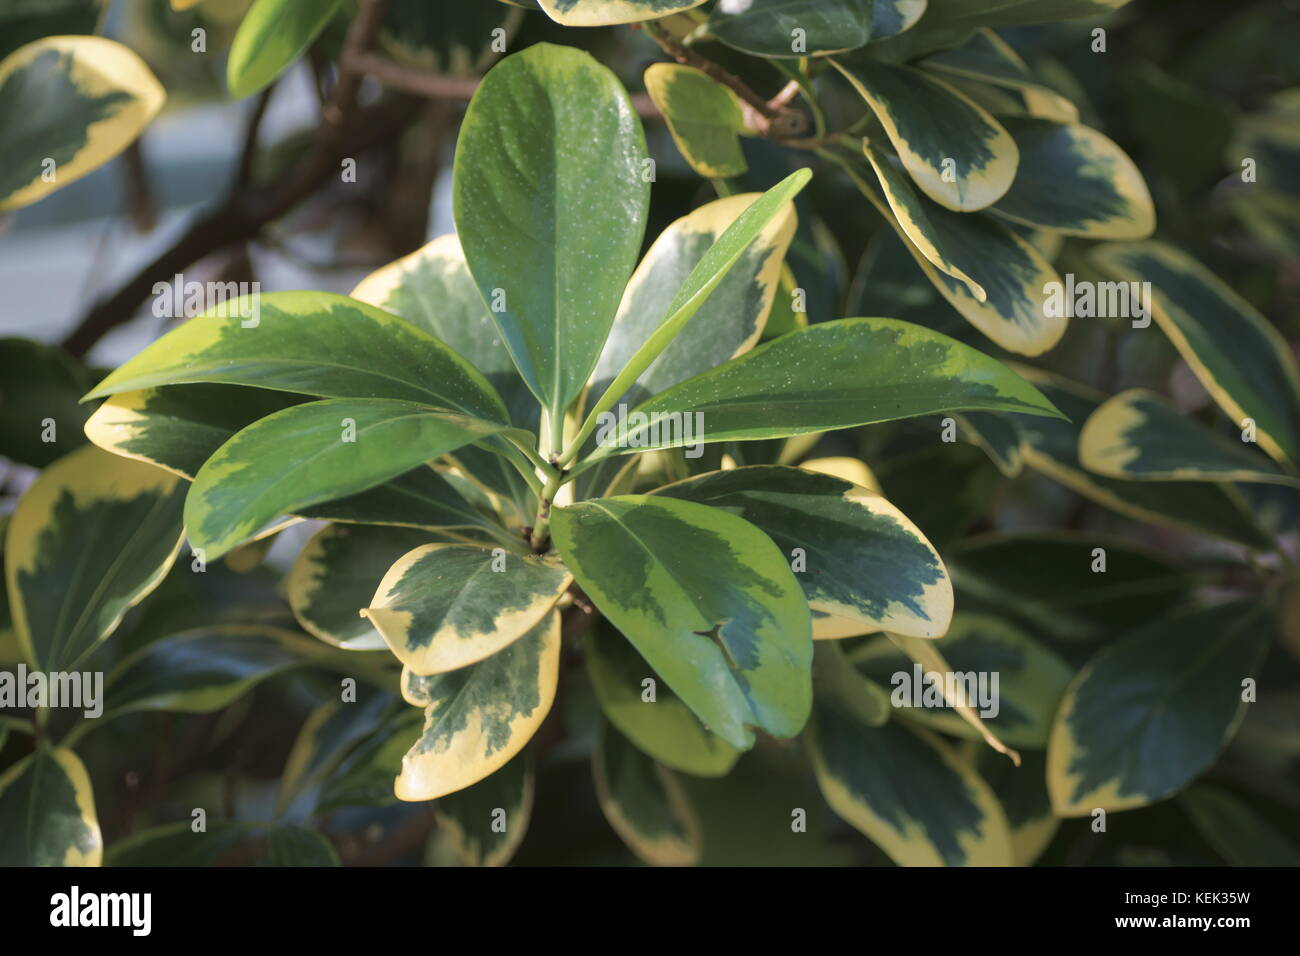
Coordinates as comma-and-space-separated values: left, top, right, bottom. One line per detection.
101, 626, 299, 718
105, 821, 339, 866
538, 0, 707, 26
921, 0, 1132, 30
832, 56, 1018, 211
454, 43, 649, 423
1010, 372, 1275, 549
853, 140, 1066, 355
577, 171, 810, 452
6, 445, 185, 671
551, 495, 811, 748
946, 530, 1192, 649
644, 63, 747, 178
957, 411, 1024, 476
590, 318, 1063, 458
853, 614, 1074, 748
0, 338, 93, 467
318, 708, 425, 812
85, 384, 298, 480
85, 291, 509, 424
396, 611, 560, 801
590, 191, 796, 407
227, 0, 344, 98
805, 703, 1013, 866
654, 465, 952, 639
594, 720, 702, 866
585, 619, 741, 777
880, 630, 1021, 762
709, 0, 877, 58
0, 0, 102, 62
1080, 389, 1300, 488
990, 117, 1154, 238
811, 639, 892, 727
433, 752, 534, 867
873, 443, 1001, 550
106, 822, 248, 866
363, 543, 571, 675
0, 36, 164, 211
379, 0, 522, 76
1047, 601, 1271, 816
296, 464, 503, 533
970, 747, 1058, 866
920, 28, 1078, 123
286, 525, 442, 651
185, 399, 507, 559
1092, 241, 1300, 467
1179, 784, 1300, 867
264, 824, 341, 866
278, 695, 397, 814
859, 142, 984, 298
351, 234, 538, 429
0, 746, 101, 866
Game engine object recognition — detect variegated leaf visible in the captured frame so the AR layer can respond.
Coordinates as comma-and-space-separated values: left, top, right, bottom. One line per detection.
991, 117, 1155, 239
585, 619, 741, 777
832, 56, 1019, 211
1079, 389, 1300, 488
1011, 371, 1275, 549
552, 495, 811, 749
350, 234, 538, 429
1048, 601, 1270, 816
85, 291, 509, 423
921, 29, 1078, 122
1092, 241, 1300, 467
854, 614, 1073, 748
538, 0, 707, 26
100, 626, 299, 719
0, 746, 101, 866
592, 318, 1063, 457
806, 698, 1013, 866
396, 611, 560, 801
433, 752, 534, 867
6, 445, 184, 671
184, 399, 507, 560
842, 144, 1065, 355
654, 465, 952, 639
590, 191, 795, 408
0, 36, 164, 211
84, 384, 298, 480
709, 0, 877, 58
364, 543, 570, 675
287, 525, 444, 651
644, 63, 747, 178
594, 720, 702, 866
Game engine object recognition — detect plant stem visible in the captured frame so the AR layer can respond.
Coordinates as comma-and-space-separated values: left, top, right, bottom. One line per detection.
528, 472, 566, 552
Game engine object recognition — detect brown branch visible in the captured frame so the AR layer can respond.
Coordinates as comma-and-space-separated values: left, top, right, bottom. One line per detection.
120, 140, 156, 232
63, 0, 397, 358
344, 50, 661, 119
642, 20, 780, 120
640, 22, 812, 139
234, 83, 276, 189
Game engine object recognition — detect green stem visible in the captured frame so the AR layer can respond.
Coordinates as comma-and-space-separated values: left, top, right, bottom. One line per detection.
502, 430, 559, 481
528, 471, 566, 552
771, 59, 827, 140
488, 437, 546, 498
0, 715, 36, 737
